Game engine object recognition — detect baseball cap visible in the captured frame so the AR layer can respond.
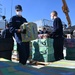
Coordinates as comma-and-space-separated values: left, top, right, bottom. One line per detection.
15, 5, 22, 11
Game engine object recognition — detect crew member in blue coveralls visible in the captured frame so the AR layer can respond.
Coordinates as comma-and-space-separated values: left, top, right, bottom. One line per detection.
9, 5, 30, 65
2, 23, 12, 38
50, 11, 64, 61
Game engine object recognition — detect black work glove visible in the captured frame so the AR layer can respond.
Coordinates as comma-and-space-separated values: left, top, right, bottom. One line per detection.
21, 29, 26, 34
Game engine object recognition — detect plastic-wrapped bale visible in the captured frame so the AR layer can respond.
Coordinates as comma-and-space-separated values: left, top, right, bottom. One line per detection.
38, 38, 53, 47
31, 38, 55, 62
20, 22, 38, 42
65, 47, 75, 60
0, 38, 14, 60
64, 39, 75, 47
32, 53, 55, 62
32, 46, 55, 62
64, 39, 75, 60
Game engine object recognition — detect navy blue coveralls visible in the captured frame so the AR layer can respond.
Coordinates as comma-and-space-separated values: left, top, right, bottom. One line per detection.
9, 15, 30, 64
50, 17, 64, 61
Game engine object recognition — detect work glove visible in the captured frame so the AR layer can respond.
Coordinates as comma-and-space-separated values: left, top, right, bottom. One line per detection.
21, 29, 26, 34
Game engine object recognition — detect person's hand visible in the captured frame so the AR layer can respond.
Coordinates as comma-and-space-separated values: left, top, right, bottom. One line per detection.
21, 29, 26, 34
17, 29, 21, 33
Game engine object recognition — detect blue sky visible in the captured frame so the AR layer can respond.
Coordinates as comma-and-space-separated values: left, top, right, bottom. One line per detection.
0, 0, 75, 26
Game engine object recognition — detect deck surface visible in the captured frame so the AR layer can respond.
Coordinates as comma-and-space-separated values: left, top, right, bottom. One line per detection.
0, 58, 75, 75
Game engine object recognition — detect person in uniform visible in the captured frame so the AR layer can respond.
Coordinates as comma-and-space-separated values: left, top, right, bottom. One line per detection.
9, 5, 30, 65
50, 11, 64, 61
2, 23, 12, 38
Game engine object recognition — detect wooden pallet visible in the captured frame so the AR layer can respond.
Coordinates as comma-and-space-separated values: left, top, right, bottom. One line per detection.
29, 60, 50, 66
12, 58, 19, 61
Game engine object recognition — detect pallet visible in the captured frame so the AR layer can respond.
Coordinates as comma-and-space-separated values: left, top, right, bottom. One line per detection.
12, 58, 19, 61
29, 60, 50, 66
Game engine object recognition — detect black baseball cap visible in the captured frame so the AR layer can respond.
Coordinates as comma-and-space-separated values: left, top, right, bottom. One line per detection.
15, 5, 22, 11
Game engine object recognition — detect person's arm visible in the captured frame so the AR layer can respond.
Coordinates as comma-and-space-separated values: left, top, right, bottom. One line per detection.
20, 18, 28, 34
9, 17, 18, 34
9, 17, 28, 34
52, 18, 62, 33
50, 18, 62, 38
1, 30, 6, 38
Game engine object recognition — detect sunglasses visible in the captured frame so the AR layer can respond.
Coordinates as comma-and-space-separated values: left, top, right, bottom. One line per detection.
16, 10, 21, 11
